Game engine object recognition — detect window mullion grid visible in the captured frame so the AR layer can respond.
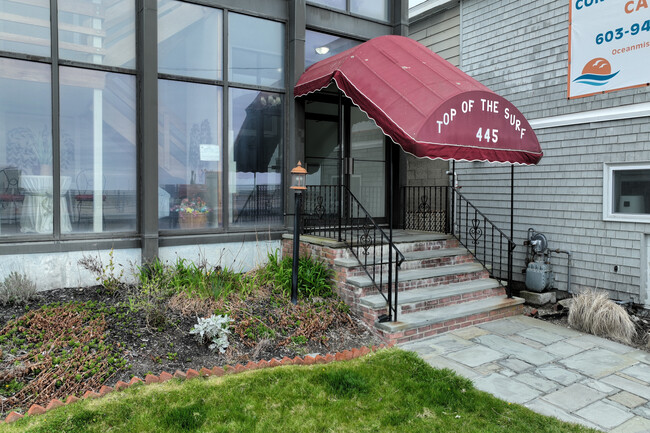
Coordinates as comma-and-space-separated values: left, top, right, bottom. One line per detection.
222, 8, 230, 231
51, 0, 61, 238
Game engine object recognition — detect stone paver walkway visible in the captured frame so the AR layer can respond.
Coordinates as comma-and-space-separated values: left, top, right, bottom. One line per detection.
401, 315, 650, 432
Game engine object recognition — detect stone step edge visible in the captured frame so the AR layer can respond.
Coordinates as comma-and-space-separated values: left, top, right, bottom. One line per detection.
375, 295, 525, 333
3, 343, 395, 424
359, 278, 503, 310
346, 262, 486, 288
334, 247, 472, 268
282, 232, 453, 250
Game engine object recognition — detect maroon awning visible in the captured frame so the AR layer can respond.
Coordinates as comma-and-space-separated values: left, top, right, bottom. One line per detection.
295, 35, 542, 165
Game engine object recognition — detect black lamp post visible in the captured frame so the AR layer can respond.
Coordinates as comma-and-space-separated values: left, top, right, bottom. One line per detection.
290, 161, 307, 305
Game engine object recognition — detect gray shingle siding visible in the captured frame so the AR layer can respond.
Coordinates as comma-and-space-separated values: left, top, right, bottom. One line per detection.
457, 119, 650, 301
442, 0, 650, 301
408, 0, 650, 302
406, 3, 462, 187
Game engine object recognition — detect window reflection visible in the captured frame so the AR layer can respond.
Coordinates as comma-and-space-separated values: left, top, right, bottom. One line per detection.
59, 67, 137, 233
350, 0, 389, 21
58, 0, 136, 68
307, 0, 346, 10
229, 89, 283, 226
305, 30, 361, 68
158, 80, 222, 230
228, 13, 284, 88
158, 0, 223, 80
613, 169, 650, 214
350, 106, 386, 217
0, 58, 52, 236
0, 0, 50, 57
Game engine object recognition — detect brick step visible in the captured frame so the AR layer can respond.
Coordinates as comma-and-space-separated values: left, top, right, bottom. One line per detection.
375, 295, 525, 345
345, 262, 489, 297
359, 278, 505, 315
334, 247, 473, 271
284, 232, 458, 262
340, 239, 460, 262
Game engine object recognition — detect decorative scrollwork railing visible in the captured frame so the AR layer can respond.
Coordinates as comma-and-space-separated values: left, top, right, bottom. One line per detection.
303, 185, 405, 321
401, 186, 514, 295
400, 186, 450, 233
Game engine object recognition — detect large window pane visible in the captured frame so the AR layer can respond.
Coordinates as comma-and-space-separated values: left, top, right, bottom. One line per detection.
159, 80, 222, 230
229, 88, 283, 226
0, 58, 52, 236
60, 67, 137, 233
307, 0, 345, 10
613, 169, 650, 214
229, 13, 284, 88
158, 0, 222, 80
305, 30, 361, 68
0, 0, 50, 57
350, 0, 388, 21
58, 0, 135, 68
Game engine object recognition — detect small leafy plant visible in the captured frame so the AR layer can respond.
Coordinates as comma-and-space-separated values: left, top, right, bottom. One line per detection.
0, 271, 38, 306
190, 315, 232, 353
78, 249, 125, 295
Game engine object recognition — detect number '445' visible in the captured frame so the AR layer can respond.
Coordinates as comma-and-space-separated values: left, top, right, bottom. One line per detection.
476, 128, 498, 143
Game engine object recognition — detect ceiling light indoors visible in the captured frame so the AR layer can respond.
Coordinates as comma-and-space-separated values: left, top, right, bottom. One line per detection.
315, 46, 330, 55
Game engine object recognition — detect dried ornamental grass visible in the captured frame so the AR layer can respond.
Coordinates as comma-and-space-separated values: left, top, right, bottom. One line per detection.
568, 290, 636, 344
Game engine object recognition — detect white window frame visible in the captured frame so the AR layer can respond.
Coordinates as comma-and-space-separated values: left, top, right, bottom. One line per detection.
603, 162, 650, 223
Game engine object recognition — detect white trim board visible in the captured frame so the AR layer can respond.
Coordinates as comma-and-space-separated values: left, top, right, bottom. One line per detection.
409, 0, 457, 20
529, 102, 650, 130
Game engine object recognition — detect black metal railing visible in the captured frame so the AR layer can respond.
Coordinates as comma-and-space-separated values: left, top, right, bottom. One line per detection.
400, 186, 450, 233
302, 185, 341, 239
303, 185, 405, 321
401, 186, 514, 295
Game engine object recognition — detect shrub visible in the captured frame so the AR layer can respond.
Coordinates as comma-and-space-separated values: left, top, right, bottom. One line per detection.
262, 251, 334, 299
190, 314, 231, 353
0, 271, 38, 306
568, 289, 636, 344
126, 273, 174, 328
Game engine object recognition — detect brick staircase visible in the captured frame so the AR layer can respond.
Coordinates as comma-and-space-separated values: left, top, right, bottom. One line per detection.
283, 230, 524, 345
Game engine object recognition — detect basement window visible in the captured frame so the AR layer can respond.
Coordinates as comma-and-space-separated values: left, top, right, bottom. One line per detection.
604, 163, 650, 222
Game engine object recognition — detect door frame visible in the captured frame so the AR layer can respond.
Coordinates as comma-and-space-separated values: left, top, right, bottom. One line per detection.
303, 92, 391, 224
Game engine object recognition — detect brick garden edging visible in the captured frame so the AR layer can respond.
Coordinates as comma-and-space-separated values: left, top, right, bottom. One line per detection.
3, 343, 395, 424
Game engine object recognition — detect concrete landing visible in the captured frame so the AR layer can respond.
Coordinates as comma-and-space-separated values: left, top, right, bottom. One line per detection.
402, 316, 650, 432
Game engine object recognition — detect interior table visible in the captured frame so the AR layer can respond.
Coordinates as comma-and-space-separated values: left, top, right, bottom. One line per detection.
19, 175, 72, 233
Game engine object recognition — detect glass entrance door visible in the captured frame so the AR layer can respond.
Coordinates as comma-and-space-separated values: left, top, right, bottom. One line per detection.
349, 106, 386, 218
305, 100, 339, 191
304, 98, 387, 222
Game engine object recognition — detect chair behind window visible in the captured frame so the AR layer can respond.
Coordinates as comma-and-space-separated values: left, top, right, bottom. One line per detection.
0, 167, 25, 225
74, 169, 107, 226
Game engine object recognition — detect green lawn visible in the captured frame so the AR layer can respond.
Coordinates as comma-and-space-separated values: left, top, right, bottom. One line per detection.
2, 349, 597, 433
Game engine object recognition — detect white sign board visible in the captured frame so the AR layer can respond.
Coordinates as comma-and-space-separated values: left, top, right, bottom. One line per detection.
199, 144, 220, 161
569, 0, 650, 99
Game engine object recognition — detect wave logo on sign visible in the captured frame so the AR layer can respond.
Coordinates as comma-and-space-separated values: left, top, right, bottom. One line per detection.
573, 58, 619, 86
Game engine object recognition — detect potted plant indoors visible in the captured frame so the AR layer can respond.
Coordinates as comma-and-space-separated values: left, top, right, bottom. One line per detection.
172, 196, 211, 229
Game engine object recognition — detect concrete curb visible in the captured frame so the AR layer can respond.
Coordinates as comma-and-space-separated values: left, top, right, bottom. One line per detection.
3, 342, 395, 424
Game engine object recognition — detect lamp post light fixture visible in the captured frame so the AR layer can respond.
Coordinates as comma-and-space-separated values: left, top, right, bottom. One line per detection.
290, 161, 307, 305
290, 161, 307, 191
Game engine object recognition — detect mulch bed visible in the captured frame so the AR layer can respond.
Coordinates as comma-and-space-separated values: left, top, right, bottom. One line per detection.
0, 285, 382, 417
